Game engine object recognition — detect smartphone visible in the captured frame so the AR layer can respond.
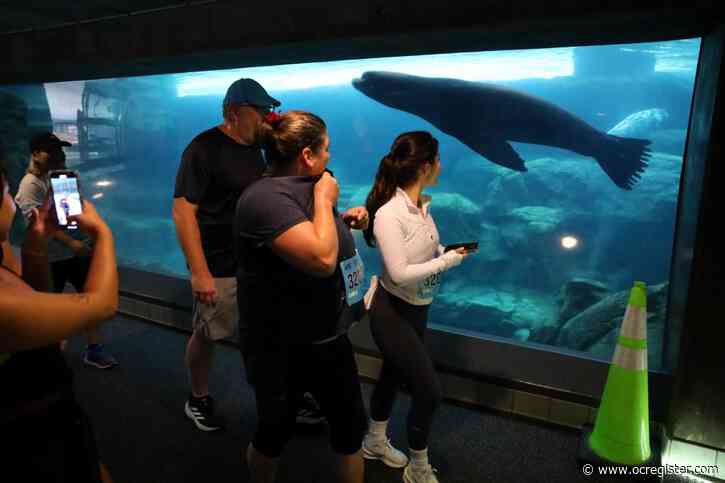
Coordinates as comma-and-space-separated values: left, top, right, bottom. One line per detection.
444, 241, 479, 252
49, 170, 83, 230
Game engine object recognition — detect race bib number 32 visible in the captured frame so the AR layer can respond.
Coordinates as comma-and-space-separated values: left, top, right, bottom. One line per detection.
341, 251, 365, 305
417, 272, 442, 299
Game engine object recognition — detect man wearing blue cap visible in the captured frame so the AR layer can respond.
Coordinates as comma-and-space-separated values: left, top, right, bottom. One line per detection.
173, 78, 279, 431
174, 78, 323, 432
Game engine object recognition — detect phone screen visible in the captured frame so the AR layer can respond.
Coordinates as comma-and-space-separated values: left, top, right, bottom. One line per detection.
50, 173, 82, 228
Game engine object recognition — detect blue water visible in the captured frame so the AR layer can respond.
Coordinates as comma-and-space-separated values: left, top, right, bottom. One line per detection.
34, 38, 702, 369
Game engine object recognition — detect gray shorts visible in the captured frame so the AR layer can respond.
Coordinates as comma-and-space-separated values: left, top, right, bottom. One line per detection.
192, 277, 238, 341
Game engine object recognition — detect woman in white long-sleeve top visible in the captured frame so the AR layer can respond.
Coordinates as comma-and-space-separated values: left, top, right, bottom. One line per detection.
361, 131, 471, 483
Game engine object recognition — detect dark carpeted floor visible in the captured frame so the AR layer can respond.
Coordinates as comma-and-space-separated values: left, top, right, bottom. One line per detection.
65, 314, 689, 483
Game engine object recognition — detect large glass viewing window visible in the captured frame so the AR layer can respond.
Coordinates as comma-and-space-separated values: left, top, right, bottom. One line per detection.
0, 36, 710, 400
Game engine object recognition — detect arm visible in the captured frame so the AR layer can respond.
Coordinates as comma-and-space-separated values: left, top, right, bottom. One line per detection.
1, 240, 21, 275
270, 196, 339, 277
374, 209, 462, 286
172, 197, 211, 279
172, 143, 217, 304
0, 285, 115, 352
1, 201, 118, 352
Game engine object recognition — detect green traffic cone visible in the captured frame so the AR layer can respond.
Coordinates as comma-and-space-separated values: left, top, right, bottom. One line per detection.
588, 281, 652, 465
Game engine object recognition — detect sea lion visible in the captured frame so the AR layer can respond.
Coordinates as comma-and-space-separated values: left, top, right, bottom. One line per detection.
352, 71, 651, 190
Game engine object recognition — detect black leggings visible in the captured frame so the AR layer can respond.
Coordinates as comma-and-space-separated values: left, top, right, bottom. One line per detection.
369, 287, 442, 450
249, 334, 367, 457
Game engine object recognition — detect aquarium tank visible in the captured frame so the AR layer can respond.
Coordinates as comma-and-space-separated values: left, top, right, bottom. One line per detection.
0, 39, 701, 372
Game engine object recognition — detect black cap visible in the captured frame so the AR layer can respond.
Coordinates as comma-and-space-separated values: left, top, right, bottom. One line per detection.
29, 132, 72, 153
223, 78, 280, 108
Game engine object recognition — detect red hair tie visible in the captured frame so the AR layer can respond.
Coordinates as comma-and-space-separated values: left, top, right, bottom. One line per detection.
265, 111, 282, 125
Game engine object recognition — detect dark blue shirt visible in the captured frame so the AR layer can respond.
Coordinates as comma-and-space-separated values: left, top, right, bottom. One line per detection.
235, 174, 363, 344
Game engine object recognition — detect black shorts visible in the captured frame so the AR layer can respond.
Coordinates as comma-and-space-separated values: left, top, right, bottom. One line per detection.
248, 334, 368, 457
3, 398, 102, 482
51, 256, 91, 293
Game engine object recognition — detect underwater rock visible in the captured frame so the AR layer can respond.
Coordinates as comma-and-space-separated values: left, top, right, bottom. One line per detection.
555, 289, 628, 350
428, 192, 483, 247
477, 223, 508, 262
431, 192, 481, 216
435, 287, 555, 334
476, 150, 682, 293
555, 282, 669, 353
607, 108, 670, 138
557, 278, 610, 323
586, 282, 668, 370
429, 298, 516, 336
528, 325, 560, 345
508, 205, 564, 234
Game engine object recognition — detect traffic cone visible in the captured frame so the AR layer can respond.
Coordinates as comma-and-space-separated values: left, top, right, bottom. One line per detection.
588, 281, 652, 465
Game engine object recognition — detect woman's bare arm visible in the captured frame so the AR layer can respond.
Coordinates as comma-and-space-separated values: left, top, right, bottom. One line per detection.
0, 200, 118, 352
0, 289, 116, 352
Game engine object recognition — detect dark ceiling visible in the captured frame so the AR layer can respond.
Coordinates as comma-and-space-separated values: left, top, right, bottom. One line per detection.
0, 1, 210, 35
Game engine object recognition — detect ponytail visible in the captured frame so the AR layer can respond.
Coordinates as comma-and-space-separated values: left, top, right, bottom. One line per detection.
363, 155, 398, 247
363, 131, 439, 247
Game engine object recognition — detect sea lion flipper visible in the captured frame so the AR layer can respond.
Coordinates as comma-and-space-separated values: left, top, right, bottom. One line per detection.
594, 135, 652, 190
457, 134, 527, 172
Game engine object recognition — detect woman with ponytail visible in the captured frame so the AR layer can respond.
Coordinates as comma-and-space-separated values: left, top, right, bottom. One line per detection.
235, 110, 369, 483
361, 131, 471, 483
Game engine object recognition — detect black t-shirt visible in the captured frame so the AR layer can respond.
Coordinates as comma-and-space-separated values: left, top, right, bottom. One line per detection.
174, 127, 266, 277
235, 175, 364, 345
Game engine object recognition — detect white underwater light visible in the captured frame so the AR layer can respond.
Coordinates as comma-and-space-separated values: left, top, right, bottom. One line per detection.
96, 180, 112, 187
561, 236, 579, 250
92, 193, 104, 199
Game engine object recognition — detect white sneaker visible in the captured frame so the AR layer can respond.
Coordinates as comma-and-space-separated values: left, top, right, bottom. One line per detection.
403, 463, 440, 483
362, 437, 409, 468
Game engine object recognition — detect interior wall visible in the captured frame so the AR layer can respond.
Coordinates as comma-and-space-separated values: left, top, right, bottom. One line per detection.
0, 4, 720, 84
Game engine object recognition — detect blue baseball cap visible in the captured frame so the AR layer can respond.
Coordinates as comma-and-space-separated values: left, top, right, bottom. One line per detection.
223, 78, 280, 108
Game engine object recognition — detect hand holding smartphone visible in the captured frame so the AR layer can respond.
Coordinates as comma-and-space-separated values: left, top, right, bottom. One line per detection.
444, 241, 479, 253
49, 170, 83, 230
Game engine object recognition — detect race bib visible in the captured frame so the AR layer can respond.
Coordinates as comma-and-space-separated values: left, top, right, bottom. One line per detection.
417, 271, 442, 299
340, 250, 365, 305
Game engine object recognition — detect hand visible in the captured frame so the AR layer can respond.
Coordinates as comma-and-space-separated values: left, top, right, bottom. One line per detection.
26, 195, 60, 241
456, 247, 476, 257
440, 249, 465, 269
191, 271, 217, 306
342, 206, 369, 230
314, 171, 339, 205
67, 200, 109, 238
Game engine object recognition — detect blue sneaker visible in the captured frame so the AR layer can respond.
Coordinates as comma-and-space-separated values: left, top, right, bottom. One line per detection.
82, 344, 118, 369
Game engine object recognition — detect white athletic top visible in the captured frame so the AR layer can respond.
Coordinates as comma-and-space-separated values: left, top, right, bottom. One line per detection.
373, 188, 463, 306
